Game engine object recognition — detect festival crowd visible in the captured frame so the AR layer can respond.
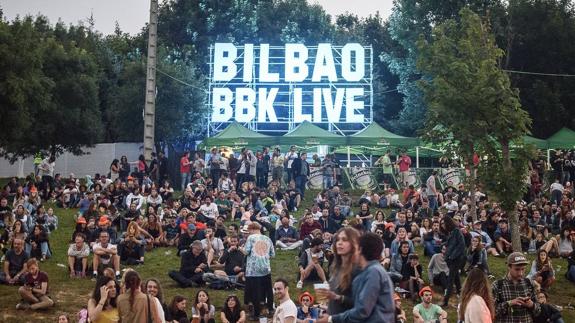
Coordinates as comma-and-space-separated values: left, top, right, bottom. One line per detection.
0, 148, 574, 323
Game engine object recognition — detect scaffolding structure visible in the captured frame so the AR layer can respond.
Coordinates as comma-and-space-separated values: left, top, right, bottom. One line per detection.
207, 44, 373, 137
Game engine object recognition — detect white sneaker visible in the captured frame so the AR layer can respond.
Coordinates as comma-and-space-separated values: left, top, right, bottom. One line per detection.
296, 280, 303, 289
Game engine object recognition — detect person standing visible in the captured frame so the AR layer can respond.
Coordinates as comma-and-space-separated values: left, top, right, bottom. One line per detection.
272, 278, 297, 323
271, 147, 285, 186
292, 152, 310, 199
285, 146, 299, 184
374, 150, 393, 187
322, 154, 335, 189
117, 270, 163, 323
148, 152, 159, 183
38, 155, 56, 197
317, 232, 395, 323
441, 215, 467, 307
157, 151, 169, 184
396, 151, 411, 189
458, 268, 494, 323
242, 222, 275, 320
426, 170, 439, 211
208, 148, 223, 186
180, 152, 191, 191
262, 147, 271, 187
492, 252, 541, 323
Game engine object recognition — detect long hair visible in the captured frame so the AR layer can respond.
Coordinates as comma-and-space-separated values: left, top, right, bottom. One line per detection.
92, 276, 117, 308
169, 295, 186, 315
329, 227, 360, 292
459, 268, 494, 321
535, 249, 551, 271
142, 278, 164, 303
194, 289, 212, 317
222, 295, 242, 322
123, 270, 141, 310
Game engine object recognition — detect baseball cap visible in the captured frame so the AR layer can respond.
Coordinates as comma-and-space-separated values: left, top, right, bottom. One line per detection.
507, 252, 529, 266
187, 223, 196, 231
473, 220, 482, 225
76, 217, 87, 224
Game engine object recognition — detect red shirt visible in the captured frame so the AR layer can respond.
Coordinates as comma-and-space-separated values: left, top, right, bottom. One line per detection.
398, 156, 411, 172
180, 156, 190, 174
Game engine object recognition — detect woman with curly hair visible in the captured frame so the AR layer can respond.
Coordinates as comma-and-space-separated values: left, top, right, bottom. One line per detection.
87, 276, 119, 323
458, 268, 494, 323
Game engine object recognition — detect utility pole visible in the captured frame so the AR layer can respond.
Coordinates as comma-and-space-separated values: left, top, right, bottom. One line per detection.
143, 0, 159, 161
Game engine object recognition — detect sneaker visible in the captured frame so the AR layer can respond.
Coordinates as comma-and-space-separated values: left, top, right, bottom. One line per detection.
92, 273, 98, 280
323, 281, 329, 285
296, 280, 303, 289
116, 274, 121, 280
16, 302, 30, 310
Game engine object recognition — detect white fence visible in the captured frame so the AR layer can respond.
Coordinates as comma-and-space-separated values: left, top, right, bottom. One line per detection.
0, 143, 144, 178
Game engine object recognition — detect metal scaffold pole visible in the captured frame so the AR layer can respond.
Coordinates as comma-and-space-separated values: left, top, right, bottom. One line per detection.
143, 0, 158, 161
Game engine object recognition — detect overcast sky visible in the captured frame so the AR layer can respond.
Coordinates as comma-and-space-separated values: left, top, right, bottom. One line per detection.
2, 0, 393, 35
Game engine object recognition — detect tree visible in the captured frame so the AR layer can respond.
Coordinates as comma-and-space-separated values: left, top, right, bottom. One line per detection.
383, 0, 507, 136
417, 8, 531, 251
0, 16, 102, 161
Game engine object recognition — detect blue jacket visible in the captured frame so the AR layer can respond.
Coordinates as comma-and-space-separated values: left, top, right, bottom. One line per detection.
332, 260, 395, 323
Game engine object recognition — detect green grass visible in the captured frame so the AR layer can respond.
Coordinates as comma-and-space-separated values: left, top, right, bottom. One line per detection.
1, 191, 574, 322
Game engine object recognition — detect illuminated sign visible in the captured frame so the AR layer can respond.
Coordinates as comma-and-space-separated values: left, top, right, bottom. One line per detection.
208, 43, 373, 134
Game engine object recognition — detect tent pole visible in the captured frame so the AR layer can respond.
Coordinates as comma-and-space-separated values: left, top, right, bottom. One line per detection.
347, 146, 351, 168
416, 146, 420, 169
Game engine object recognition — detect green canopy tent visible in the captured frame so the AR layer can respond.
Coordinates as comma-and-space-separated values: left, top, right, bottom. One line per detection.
346, 122, 420, 147
200, 122, 278, 149
278, 121, 347, 146
546, 127, 575, 149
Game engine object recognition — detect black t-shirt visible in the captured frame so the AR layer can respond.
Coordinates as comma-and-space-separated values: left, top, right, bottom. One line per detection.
6, 249, 29, 274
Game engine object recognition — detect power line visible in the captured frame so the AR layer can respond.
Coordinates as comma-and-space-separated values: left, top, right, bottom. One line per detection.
155, 68, 208, 92
503, 69, 575, 77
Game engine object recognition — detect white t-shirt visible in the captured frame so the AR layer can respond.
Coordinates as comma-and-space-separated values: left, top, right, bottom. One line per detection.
93, 242, 117, 264
443, 200, 459, 212
273, 299, 297, 323
199, 203, 219, 220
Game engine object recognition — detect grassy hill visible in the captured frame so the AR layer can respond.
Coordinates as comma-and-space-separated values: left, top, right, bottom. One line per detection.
1, 191, 574, 322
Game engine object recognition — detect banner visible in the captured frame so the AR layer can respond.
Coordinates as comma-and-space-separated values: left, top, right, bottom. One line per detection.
348, 166, 379, 191
307, 166, 324, 190
439, 168, 462, 188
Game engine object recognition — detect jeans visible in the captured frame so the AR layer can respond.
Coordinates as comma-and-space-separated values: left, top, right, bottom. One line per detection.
567, 266, 575, 283
428, 195, 438, 211
295, 176, 307, 198
424, 240, 440, 256
180, 172, 190, 191
323, 176, 334, 189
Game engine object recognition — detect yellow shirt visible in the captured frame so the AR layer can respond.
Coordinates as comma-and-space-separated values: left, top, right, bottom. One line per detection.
92, 308, 119, 323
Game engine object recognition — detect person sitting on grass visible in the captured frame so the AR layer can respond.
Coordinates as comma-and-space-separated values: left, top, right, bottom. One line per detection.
26, 224, 51, 262
394, 293, 407, 323
296, 291, 320, 323
406, 254, 424, 302
221, 294, 246, 323
495, 219, 513, 256
297, 238, 328, 289
535, 291, 564, 323
191, 289, 216, 323
212, 235, 245, 283
92, 231, 121, 280
67, 233, 90, 278
412, 286, 447, 323
275, 214, 303, 250
201, 226, 224, 267
0, 238, 28, 285
169, 240, 208, 288
527, 249, 555, 291
16, 258, 55, 310
118, 221, 145, 265
167, 295, 189, 323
